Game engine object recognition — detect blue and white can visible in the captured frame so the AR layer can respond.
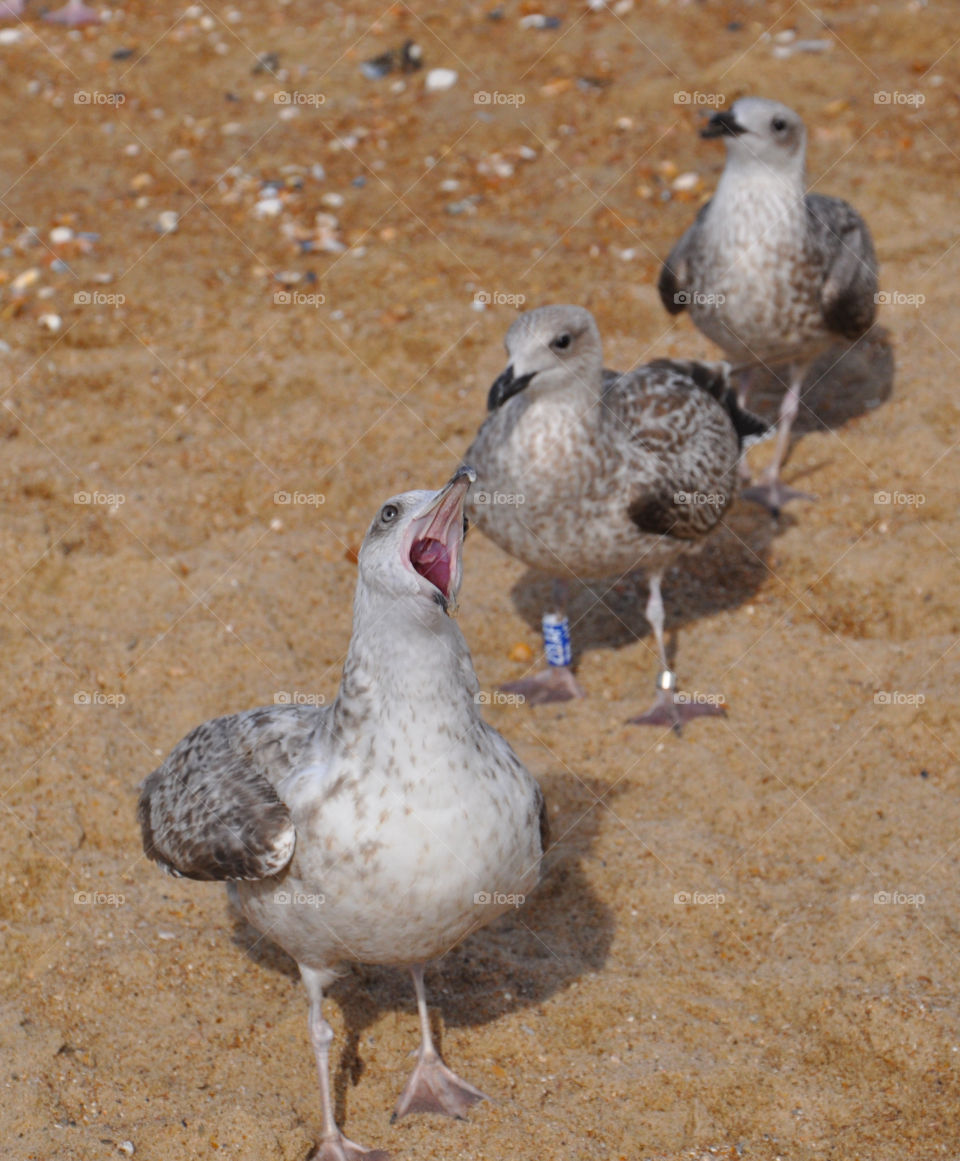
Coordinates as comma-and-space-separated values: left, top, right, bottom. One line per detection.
542, 613, 572, 668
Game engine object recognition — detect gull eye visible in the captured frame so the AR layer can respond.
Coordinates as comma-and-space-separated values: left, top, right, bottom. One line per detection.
380, 503, 399, 524
552, 333, 572, 351
772, 117, 787, 132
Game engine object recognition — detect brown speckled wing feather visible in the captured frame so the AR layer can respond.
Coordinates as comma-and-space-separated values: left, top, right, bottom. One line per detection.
806, 193, 878, 340
658, 201, 712, 315
603, 359, 740, 540
138, 704, 324, 882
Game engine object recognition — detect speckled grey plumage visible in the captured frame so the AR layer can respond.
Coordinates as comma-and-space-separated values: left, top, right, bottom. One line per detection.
462, 304, 765, 724
659, 96, 877, 365
659, 96, 877, 512
138, 703, 316, 882
138, 471, 545, 1158
465, 305, 759, 584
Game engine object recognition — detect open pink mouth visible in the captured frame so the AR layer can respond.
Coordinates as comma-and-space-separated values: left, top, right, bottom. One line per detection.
410, 537, 453, 596
407, 468, 474, 604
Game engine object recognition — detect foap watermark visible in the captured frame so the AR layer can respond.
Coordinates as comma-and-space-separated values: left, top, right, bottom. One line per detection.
74, 291, 126, 307
673, 290, 726, 307
274, 90, 326, 107
674, 890, 725, 906
874, 691, 925, 707
874, 890, 924, 908
674, 490, 726, 508
674, 90, 725, 107
474, 90, 526, 106
873, 490, 925, 506
675, 691, 726, 708
474, 891, 525, 907
473, 490, 525, 507
274, 690, 326, 707
475, 690, 525, 707
473, 290, 526, 308
874, 91, 925, 107
75, 690, 126, 707
274, 290, 325, 308
274, 490, 325, 506
875, 291, 924, 308
74, 90, 126, 106
74, 890, 125, 906
274, 890, 326, 907
75, 490, 125, 510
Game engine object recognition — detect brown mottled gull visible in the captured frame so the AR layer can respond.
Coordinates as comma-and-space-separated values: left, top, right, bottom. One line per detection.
659, 96, 878, 515
138, 467, 547, 1161
463, 304, 767, 730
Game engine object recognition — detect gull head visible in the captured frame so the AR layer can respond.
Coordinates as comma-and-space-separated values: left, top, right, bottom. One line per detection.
357, 467, 475, 617
703, 96, 806, 180
487, 304, 603, 411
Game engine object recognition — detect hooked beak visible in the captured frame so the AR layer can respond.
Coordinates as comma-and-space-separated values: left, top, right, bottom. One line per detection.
701, 109, 747, 139
487, 363, 537, 412
407, 466, 476, 613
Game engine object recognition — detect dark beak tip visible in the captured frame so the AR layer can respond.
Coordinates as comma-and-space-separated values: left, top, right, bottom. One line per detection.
487, 364, 515, 412
487, 365, 536, 412
701, 110, 745, 139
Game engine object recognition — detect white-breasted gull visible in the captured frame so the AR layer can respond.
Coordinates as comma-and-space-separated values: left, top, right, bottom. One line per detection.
659, 96, 878, 514
138, 467, 547, 1161
463, 304, 767, 730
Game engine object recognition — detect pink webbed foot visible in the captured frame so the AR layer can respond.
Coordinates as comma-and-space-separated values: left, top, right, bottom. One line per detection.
627, 678, 726, 735
309, 1135, 389, 1161
392, 1051, 488, 1122
741, 474, 815, 517
501, 665, 585, 705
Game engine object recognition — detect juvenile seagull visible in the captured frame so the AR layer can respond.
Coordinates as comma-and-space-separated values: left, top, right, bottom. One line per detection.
138, 468, 547, 1161
659, 96, 878, 514
464, 304, 767, 728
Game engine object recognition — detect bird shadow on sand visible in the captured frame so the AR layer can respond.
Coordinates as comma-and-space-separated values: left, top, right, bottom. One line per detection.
505, 502, 786, 679
228, 768, 619, 1130
747, 325, 895, 437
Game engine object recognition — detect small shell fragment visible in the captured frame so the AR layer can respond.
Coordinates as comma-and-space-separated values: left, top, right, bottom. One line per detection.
425, 68, 457, 93
509, 642, 534, 663
11, 268, 41, 292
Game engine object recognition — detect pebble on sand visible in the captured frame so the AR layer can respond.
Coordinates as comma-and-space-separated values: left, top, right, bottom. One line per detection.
254, 195, 284, 219
425, 67, 458, 92
11, 268, 41, 293
519, 13, 562, 29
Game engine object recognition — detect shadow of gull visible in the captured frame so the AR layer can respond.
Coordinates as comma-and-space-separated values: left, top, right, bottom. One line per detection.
505, 497, 782, 674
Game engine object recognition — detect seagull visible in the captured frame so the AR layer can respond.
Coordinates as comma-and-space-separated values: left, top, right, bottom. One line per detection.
463, 304, 767, 729
659, 96, 878, 515
138, 467, 547, 1161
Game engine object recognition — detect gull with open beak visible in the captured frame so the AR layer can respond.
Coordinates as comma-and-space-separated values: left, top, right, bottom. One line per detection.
138, 467, 548, 1160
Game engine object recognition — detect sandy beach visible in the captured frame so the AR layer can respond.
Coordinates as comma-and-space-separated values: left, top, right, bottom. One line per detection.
1, 2, 958, 1158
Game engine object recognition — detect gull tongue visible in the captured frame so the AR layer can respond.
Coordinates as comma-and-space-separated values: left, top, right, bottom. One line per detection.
411, 538, 451, 595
